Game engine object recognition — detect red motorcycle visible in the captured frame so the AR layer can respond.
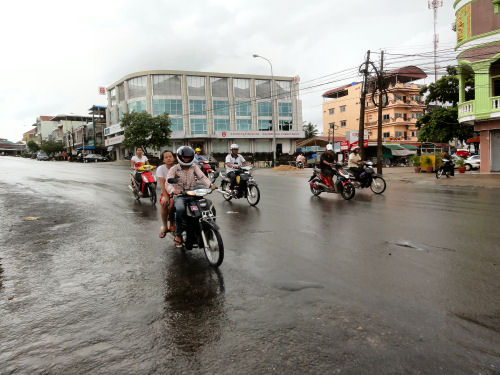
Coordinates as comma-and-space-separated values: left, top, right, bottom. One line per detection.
201, 160, 217, 183
308, 165, 355, 200
129, 165, 157, 204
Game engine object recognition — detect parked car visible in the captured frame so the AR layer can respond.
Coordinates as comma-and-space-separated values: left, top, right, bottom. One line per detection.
83, 154, 108, 162
36, 151, 49, 161
464, 155, 480, 170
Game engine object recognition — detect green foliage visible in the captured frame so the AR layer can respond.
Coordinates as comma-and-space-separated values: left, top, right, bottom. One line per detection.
122, 112, 172, 153
302, 122, 318, 139
416, 107, 474, 143
455, 158, 465, 167
27, 140, 40, 153
40, 140, 64, 156
419, 66, 474, 106
410, 154, 421, 167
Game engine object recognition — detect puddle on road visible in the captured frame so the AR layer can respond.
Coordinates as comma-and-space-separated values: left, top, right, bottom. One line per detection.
274, 281, 324, 292
386, 241, 455, 253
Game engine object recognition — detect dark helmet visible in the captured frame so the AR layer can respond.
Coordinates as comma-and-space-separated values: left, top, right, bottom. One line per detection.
176, 146, 195, 167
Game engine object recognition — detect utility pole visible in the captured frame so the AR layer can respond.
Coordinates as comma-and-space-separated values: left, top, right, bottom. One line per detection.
429, 0, 443, 83
376, 51, 385, 175
358, 50, 371, 160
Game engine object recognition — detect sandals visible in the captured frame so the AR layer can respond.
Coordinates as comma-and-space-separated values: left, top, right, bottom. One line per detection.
174, 237, 183, 248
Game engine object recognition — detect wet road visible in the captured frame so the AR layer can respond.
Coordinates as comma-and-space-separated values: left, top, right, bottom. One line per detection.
0, 157, 499, 374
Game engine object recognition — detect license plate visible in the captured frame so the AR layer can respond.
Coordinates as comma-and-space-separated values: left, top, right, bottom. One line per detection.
190, 206, 198, 211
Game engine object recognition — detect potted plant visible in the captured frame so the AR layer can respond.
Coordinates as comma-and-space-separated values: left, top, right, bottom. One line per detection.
455, 158, 466, 173
423, 156, 433, 173
411, 154, 421, 173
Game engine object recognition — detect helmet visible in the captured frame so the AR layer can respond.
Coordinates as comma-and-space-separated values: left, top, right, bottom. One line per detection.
326, 144, 333, 151
352, 146, 360, 151
230, 143, 239, 150
176, 146, 195, 167
195, 148, 201, 152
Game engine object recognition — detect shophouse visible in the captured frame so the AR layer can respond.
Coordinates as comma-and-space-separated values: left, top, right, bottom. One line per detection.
33, 116, 57, 141
455, 0, 500, 172
22, 129, 38, 143
105, 70, 303, 160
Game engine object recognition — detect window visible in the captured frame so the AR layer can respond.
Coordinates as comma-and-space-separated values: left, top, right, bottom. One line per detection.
235, 101, 251, 116
411, 131, 415, 137
494, 79, 500, 97
416, 113, 423, 119
189, 99, 206, 115
279, 120, 292, 131
213, 118, 230, 131
329, 108, 334, 115
153, 75, 182, 96
127, 76, 147, 99
383, 132, 390, 138
118, 106, 123, 120
255, 80, 271, 99
411, 113, 416, 119
276, 81, 291, 100
187, 76, 206, 96
171, 118, 183, 131
110, 88, 116, 106
213, 100, 229, 116
395, 131, 403, 137
340, 105, 346, 112
258, 101, 272, 117
210, 77, 228, 97
416, 131, 420, 136
258, 119, 272, 131
395, 113, 402, 118
109, 109, 116, 125
383, 114, 390, 120
153, 99, 183, 116
117, 84, 125, 103
190, 118, 207, 134
340, 120, 346, 127
278, 102, 292, 117
236, 119, 252, 131
128, 100, 146, 113
233, 78, 250, 98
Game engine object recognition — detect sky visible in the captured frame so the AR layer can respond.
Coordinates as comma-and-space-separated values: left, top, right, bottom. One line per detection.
0, 0, 458, 142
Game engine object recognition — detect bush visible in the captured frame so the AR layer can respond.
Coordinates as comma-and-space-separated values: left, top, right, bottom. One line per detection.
410, 154, 421, 167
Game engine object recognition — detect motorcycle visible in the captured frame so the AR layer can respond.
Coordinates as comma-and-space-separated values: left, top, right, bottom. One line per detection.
168, 179, 224, 267
220, 165, 260, 206
296, 160, 304, 169
347, 161, 386, 194
308, 164, 355, 200
436, 159, 455, 179
201, 160, 217, 183
129, 165, 157, 204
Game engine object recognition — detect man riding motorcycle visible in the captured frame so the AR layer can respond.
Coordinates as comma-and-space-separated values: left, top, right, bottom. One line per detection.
348, 146, 364, 181
194, 147, 207, 166
225, 144, 249, 194
166, 146, 217, 248
319, 144, 337, 189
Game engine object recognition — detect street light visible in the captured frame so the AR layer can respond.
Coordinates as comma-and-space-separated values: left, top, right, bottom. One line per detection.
253, 54, 276, 167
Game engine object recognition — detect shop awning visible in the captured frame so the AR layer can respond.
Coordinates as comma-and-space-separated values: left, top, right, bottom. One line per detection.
466, 136, 480, 143
383, 144, 415, 156
400, 144, 418, 150
75, 145, 95, 151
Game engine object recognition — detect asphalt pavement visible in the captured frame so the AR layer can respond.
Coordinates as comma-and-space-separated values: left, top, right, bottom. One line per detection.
0, 157, 499, 374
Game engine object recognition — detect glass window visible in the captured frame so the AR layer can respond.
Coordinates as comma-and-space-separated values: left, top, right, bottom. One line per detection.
416, 113, 423, 119
109, 109, 116, 125
278, 102, 292, 117
276, 81, 291, 100
258, 101, 272, 117
170, 118, 183, 131
258, 119, 272, 131
340, 120, 346, 127
279, 120, 292, 131
255, 80, 271, 99
233, 78, 250, 98
236, 119, 252, 131
128, 100, 146, 113
189, 99, 206, 115
127, 76, 146, 99
383, 132, 390, 138
187, 76, 206, 97
214, 118, 230, 131
210, 77, 228, 97
340, 105, 346, 112
118, 84, 125, 102
235, 101, 251, 116
110, 88, 116, 106
213, 100, 229, 116
153, 99, 183, 116
411, 131, 415, 137
118, 106, 123, 120
234, 139, 250, 152
383, 114, 390, 120
395, 113, 402, 118
212, 139, 228, 153
255, 139, 271, 152
395, 131, 403, 137
152, 75, 182, 96
328, 108, 334, 115
190, 118, 207, 135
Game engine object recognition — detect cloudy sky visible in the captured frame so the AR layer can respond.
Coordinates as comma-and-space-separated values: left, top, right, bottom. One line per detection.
0, 0, 457, 142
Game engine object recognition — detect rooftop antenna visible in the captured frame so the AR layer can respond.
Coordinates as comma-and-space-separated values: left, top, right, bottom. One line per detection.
429, 0, 443, 83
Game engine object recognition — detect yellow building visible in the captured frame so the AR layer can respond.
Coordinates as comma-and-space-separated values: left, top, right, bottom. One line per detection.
322, 66, 427, 142
22, 128, 38, 143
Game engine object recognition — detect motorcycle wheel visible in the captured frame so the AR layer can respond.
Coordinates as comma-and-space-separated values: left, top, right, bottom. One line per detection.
202, 223, 224, 267
208, 171, 215, 183
310, 180, 322, 196
246, 185, 260, 206
149, 184, 157, 205
436, 169, 443, 179
221, 181, 232, 201
445, 171, 451, 178
370, 176, 386, 194
341, 182, 355, 200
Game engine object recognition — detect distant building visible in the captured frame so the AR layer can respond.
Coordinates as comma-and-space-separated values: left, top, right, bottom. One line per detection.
33, 115, 57, 142
455, 0, 500, 172
322, 82, 361, 139
22, 128, 38, 143
0, 138, 25, 155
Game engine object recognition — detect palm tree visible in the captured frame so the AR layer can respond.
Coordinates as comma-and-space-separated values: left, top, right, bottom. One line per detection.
303, 122, 318, 139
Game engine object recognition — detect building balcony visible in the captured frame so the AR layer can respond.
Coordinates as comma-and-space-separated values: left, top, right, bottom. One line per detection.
458, 96, 500, 123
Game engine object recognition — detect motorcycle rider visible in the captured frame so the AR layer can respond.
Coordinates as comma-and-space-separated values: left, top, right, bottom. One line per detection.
194, 147, 206, 166
225, 144, 249, 194
348, 146, 364, 181
156, 150, 176, 238
130, 147, 150, 195
166, 146, 217, 248
319, 144, 337, 189
296, 152, 306, 168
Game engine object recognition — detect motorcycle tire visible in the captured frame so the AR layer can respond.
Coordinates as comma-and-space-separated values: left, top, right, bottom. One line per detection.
246, 185, 260, 206
341, 182, 355, 200
221, 181, 232, 201
208, 171, 215, 183
436, 169, 443, 179
149, 184, 157, 205
445, 171, 451, 178
202, 222, 224, 267
370, 176, 386, 194
310, 179, 322, 196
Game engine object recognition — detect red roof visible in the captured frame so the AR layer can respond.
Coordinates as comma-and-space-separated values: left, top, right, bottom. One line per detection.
466, 136, 480, 143
39, 116, 54, 121
322, 83, 360, 98
24, 129, 36, 135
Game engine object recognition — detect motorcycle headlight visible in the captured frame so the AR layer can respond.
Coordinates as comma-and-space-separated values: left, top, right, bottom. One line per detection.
195, 189, 212, 196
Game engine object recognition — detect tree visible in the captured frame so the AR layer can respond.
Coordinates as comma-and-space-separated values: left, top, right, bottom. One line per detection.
27, 140, 40, 153
416, 66, 474, 143
40, 141, 64, 156
303, 122, 318, 139
121, 112, 172, 153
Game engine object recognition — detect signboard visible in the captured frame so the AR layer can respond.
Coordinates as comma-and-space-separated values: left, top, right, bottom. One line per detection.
334, 142, 341, 153
98, 87, 106, 95
346, 130, 369, 144
340, 140, 349, 151
350, 139, 368, 149
384, 137, 402, 143
105, 135, 124, 146
215, 130, 305, 139
104, 124, 123, 136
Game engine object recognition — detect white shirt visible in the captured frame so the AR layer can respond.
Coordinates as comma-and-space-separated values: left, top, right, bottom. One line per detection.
131, 155, 148, 169
348, 153, 361, 168
156, 164, 170, 191
225, 153, 246, 172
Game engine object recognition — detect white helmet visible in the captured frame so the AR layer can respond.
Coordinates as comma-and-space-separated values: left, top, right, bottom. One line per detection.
230, 143, 239, 150
176, 146, 195, 167
326, 144, 333, 151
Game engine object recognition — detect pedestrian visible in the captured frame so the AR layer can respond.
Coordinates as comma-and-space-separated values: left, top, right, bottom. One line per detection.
157, 150, 175, 238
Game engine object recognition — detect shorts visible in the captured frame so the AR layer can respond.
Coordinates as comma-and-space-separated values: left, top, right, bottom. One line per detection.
320, 168, 334, 177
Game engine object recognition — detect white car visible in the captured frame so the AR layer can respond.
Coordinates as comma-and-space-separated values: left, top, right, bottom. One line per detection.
464, 155, 480, 170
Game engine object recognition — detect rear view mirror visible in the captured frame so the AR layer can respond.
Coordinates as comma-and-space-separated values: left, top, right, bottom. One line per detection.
167, 177, 179, 183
